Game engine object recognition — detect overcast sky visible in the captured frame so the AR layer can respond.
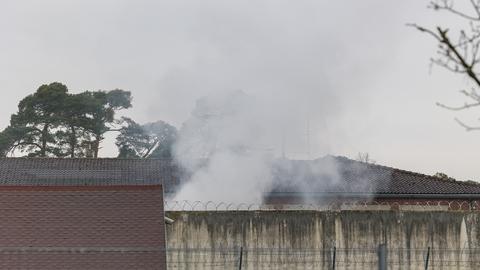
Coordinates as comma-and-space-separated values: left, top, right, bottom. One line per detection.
2, 0, 480, 181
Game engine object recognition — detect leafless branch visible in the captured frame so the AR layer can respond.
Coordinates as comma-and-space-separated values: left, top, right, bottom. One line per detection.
414, 2, 480, 131
455, 117, 480, 131
437, 101, 480, 110
436, 27, 480, 86
431, 58, 466, 73
407, 23, 441, 41
471, 0, 480, 18
460, 88, 480, 100
429, 0, 480, 21
436, 89, 480, 110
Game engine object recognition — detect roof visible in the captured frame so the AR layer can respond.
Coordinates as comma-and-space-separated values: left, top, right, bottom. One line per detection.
0, 184, 166, 269
1, 156, 479, 198
0, 158, 180, 192
269, 156, 480, 197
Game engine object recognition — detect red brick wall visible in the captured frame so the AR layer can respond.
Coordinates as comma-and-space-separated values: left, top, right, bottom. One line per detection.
0, 185, 166, 269
0, 253, 165, 270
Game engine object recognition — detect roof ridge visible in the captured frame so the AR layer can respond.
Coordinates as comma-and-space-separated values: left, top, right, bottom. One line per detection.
333, 155, 480, 188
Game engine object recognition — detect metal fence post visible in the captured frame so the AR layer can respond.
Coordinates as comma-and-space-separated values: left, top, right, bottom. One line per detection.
332, 246, 336, 270
424, 247, 430, 270
378, 244, 387, 270
238, 246, 243, 270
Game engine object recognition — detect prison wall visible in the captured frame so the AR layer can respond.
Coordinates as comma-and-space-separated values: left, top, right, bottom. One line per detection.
165, 210, 480, 269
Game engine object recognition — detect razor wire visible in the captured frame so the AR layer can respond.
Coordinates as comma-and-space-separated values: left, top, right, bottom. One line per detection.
164, 199, 480, 211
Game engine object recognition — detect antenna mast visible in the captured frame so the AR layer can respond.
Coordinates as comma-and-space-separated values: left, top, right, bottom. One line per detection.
306, 113, 311, 159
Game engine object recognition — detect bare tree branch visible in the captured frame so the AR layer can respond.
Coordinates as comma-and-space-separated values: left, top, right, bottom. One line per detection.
431, 58, 466, 73
437, 101, 480, 110
470, 0, 480, 18
455, 117, 480, 131
407, 23, 441, 41
414, 2, 480, 131
460, 88, 480, 100
429, 0, 480, 21
435, 27, 480, 86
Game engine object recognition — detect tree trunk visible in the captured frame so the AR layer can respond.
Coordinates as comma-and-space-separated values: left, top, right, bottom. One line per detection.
93, 134, 101, 158
40, 124, 49, 157
69, 126, 76, 158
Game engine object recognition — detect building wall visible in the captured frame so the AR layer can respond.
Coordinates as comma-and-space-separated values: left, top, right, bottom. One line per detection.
166, 210, 480, 269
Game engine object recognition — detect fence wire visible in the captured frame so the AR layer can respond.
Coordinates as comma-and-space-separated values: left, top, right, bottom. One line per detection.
165, 200, 480, 211
166, 247, 480, 269
0, 246, 475, 269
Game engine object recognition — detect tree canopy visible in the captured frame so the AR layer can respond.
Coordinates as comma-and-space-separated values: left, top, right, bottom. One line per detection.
9, 82, 68, 157
79, 89, 132, 157
0, 82, 175, 158
116, 117, 178, 159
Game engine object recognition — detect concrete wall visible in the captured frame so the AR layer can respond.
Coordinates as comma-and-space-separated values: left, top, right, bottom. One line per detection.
165, 210, 480, 269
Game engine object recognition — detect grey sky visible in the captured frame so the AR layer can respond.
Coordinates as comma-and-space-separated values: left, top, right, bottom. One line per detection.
1, 0, 480, 181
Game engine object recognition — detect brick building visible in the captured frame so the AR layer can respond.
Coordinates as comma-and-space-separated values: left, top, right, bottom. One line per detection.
1, 156, 479, 213
0, 159, 167, 269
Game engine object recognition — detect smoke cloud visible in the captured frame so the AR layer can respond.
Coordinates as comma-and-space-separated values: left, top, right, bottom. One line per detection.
154, 1, 405, 203
172, 89, 344, 203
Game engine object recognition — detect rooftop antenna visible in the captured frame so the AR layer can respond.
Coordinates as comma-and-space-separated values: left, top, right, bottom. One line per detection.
306, 112, 311, 160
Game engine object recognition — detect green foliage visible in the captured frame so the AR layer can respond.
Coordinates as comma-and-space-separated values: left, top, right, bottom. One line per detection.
81, 90, 132, 157
9, 82, 68, 157
0, 126, 24, 157
116, 117, 177, 159
1, 83, 133, 158
0, 82, 178, 159
146, 121, 178, 158
433, 172, 456, 182
55, 92, 96, 157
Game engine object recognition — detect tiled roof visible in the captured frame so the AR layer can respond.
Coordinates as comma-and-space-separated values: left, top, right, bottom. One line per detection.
0, 185, 166, 269
0, 158, 180, 192
270, 156, 480, 195
1, 157, 479, 197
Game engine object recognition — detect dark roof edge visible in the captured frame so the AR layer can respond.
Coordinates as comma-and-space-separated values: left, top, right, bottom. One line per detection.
265, 192, 480, 199
0, 185, 163, 191
331, 155, 480, 188
0, 157, 174, 161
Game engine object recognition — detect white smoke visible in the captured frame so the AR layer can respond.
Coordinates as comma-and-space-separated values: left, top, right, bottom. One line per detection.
172, 88, 350, 204
173, 91, 275, 203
